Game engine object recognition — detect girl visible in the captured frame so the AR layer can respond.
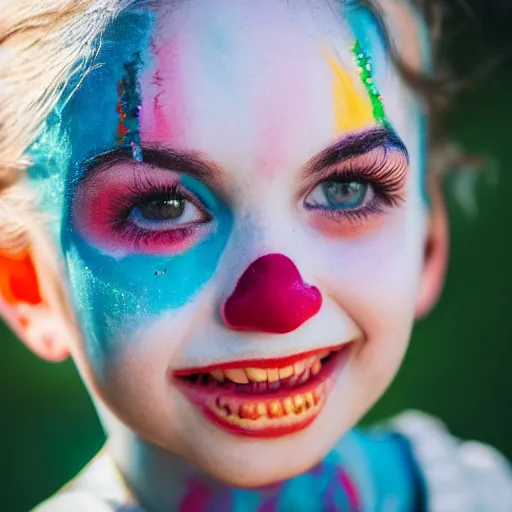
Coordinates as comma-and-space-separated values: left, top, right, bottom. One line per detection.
1, 0, 511, 510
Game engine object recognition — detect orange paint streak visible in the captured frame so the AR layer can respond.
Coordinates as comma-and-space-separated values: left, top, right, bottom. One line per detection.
0, 252, 42, 305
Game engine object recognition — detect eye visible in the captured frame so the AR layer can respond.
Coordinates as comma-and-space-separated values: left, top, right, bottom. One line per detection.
130, 190, 207, 231
306, 179, 374, 211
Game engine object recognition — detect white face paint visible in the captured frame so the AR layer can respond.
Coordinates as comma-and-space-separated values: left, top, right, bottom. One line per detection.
34, 0, 432, 496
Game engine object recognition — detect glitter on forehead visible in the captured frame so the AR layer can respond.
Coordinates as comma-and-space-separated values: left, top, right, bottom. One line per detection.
116, 52, 143, 161
352, 40, 389, 127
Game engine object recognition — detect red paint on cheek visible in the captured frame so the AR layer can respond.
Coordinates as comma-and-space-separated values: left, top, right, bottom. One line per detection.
73, 169, 204, 256
222, 253, 322, 334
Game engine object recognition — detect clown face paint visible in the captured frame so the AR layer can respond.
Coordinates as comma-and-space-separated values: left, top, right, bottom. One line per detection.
29, 0, 429, 492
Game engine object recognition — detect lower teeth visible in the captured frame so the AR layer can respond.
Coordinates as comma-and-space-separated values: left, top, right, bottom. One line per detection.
215, 389, 322, 421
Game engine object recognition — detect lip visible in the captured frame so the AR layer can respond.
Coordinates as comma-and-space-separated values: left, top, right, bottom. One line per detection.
172, 344, 345, 376
173, 343, 352, 438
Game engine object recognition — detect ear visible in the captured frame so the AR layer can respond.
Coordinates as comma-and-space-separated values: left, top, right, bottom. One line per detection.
415, 182, 449, 319
0, 249, 70, 362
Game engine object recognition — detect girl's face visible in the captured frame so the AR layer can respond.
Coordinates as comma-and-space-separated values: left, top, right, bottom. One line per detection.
29, 0, 439, 486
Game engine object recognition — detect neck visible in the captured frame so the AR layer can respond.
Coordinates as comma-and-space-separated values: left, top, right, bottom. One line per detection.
108, 428, 226, 511
103, 417, 361, 512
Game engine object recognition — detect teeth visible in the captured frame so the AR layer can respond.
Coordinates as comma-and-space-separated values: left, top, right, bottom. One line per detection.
207, 351, 330, 386
287, 374, 300, 387
300, 368, 311, 383
283, 397, 294, 415
278, 365, 294, 379
305, 357, 316, 369
268, 401, 284, 418
257, 402, 268, 418
293, 395, 306, 413
239, 403, 259, 420
245, 368, 267, 382
267, 369, 280, 383
210, 370, 225, 382
293, 360, 306, 375
215, 388, 325, 421
224, 369, 249, 384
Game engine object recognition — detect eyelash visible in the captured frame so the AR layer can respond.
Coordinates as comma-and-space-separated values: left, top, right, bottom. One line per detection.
106, 178, 208, 229
305, 153, 407, 223
75, 150, 407, 255
102, 176, 211, 252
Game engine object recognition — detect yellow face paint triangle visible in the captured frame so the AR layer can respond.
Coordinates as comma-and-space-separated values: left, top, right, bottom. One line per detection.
324, 50, 375, 135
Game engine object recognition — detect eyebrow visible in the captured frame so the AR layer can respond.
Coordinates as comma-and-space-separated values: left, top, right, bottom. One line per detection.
79, 127, 406, 187
79, 146, 225, 187
306, 127, 409, 176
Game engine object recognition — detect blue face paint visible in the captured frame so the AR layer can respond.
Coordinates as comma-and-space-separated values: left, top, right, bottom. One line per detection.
344, 4, 389, 79
28, 8, 155, 227
27, 7, 234, 371
63, 175, 232, 367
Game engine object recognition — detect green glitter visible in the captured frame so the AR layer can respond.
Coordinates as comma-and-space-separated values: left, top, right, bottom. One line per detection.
352, 40, 389, 127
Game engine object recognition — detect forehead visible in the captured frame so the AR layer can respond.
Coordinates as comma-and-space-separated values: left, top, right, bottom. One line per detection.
142, 0, 375, 165
55, 0, 424, 175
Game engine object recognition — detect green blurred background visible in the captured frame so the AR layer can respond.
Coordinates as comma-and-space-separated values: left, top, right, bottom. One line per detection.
1, 2, 512, 511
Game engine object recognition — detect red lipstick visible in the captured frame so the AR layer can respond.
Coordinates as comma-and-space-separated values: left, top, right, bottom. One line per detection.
173, 344, 352, 438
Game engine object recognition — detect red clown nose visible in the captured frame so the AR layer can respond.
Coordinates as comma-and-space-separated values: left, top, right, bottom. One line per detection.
222, 254, 322, 334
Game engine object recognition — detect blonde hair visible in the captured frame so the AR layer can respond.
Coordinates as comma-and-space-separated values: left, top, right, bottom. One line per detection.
0, 0, 449, 255
0, 0, 132, 252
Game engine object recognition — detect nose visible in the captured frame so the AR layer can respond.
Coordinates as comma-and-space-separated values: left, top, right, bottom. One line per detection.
221, 253, 322, 334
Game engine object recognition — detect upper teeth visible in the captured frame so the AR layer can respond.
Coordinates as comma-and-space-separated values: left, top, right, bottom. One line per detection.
210, 354, 325, 384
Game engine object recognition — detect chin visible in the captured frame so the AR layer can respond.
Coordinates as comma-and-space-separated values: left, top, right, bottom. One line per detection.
190, 441, 327, 489
177, 390, 358, 489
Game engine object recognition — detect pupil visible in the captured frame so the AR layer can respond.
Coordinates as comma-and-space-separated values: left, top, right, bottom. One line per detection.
139, 198, 185, 221
323, 181, 366, 208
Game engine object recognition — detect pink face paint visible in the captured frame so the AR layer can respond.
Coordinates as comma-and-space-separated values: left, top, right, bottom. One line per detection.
140, 36, 190, 146
177, 477, 214, 512
72, 163, 209, 256
254, 58, 307, 178
222, 253, 322, 334
338, 468, 360, 512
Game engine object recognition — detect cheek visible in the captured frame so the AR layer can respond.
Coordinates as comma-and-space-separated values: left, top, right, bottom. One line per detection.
319, 208, 425, 351
62, 217, 232, 370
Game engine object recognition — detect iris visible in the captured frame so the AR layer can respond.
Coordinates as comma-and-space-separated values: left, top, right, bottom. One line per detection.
138, 198, 186, 221
322, 181, 368, 209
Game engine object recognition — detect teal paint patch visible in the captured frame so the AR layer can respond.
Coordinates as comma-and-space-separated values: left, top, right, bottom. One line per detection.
26, 7, 234, 374
61, 174, 233, 369
344, 2, 389, 78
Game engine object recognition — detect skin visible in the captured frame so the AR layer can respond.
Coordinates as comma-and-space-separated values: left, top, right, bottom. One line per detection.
0, 0, 448, 510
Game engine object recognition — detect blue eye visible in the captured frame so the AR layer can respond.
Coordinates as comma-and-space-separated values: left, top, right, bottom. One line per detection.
306, 180, 373, 210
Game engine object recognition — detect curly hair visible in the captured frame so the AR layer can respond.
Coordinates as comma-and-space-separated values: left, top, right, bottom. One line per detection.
0, 0, 450, 253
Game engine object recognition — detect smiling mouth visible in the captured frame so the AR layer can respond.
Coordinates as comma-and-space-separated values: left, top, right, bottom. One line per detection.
173, 344, 352, 438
